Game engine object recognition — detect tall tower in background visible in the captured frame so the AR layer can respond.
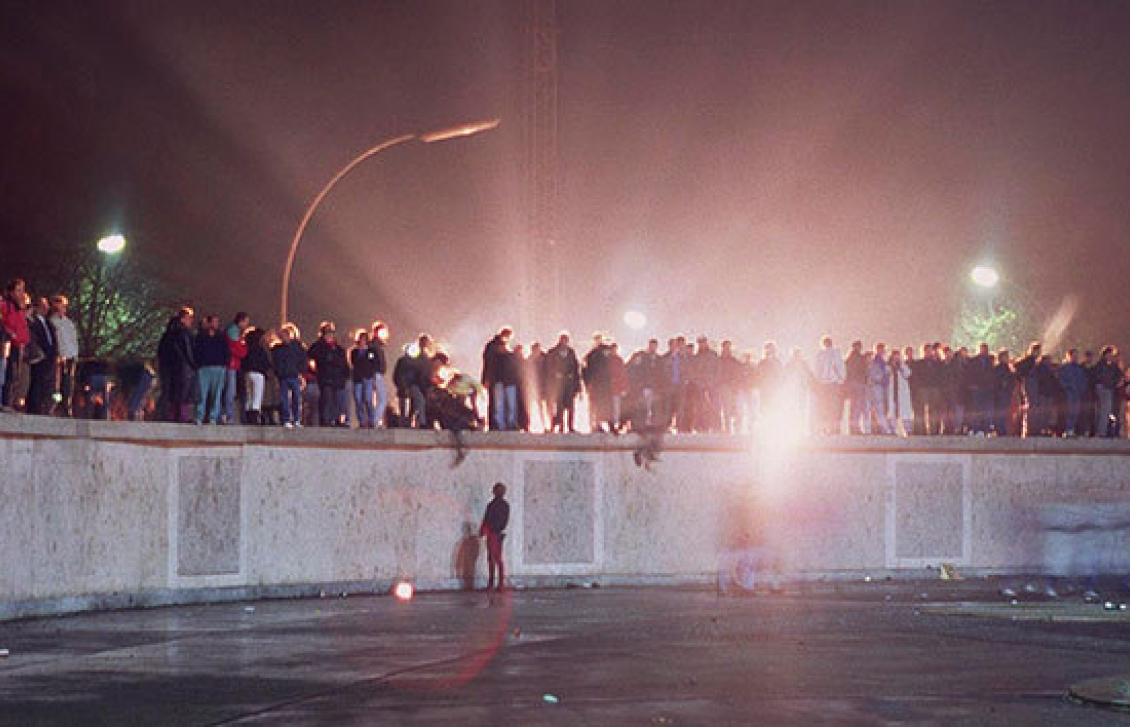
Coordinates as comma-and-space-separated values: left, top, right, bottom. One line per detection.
522, 0, 560, 339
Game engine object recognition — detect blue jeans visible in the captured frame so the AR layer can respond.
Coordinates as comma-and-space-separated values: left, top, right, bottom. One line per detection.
491, 383, 518, 430
374, 376, 388, 427
196, 366, 226, 423
1064, 391, 1081, 435
866, 384, 891, 434
280, 376, 302, 424
410, 385, 428, 428
353, 378, 375, 427
971, 389, 994, 434
1095, 386, 1115, 436
319, 383, 348, 426
222, 368, 238, 423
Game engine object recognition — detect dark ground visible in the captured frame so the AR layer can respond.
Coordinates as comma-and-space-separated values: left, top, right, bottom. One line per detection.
0, 581, 1128, 726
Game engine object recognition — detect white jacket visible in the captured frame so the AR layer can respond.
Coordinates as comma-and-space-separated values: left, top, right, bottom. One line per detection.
813, 347, 846, 385
50, 314, 79, 360
887, 361, 913, 422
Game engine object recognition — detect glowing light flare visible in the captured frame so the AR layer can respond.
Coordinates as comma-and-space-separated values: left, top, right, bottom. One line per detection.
406, 342, 421, 358
622, 310, 647, 331
751, 392, 809, 476
393, 581, 415, 601
1043, 294, 1080, 352
970, 265, 1000, 289
418, 118, 501, 144
96, 234, 126, 255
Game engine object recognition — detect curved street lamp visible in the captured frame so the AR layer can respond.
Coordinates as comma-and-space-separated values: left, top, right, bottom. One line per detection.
279, 118, 500, 326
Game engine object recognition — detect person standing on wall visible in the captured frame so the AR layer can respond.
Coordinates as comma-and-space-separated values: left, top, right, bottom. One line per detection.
49, 295, 78, 417
0, 279, 30, 411
480, 482, 510, 592
813, 336, 846, 435
546, 332, 580, 433
349, 329, 379, 428
307, 322, 350, 427
370, 321, 390, 427
271, 323, 306, 428
25, 296, 59, 415
156, 307, 196, 423
192, 315, 229, 425
222, 312, 250, 424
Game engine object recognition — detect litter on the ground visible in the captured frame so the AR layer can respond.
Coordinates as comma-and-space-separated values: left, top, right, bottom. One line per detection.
543, 694, 559, 704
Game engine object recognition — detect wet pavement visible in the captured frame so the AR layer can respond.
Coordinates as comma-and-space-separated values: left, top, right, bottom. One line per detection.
1, 582, 1128, 725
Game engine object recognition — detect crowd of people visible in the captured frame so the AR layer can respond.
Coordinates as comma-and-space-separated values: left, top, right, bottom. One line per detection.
3, 277, 1129, 439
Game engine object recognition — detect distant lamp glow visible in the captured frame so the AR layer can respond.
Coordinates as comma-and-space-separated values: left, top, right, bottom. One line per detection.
96, 234, 126, 255
970, 265, 1000, 289
622, 310, 648, 331
393, 581, 415, 601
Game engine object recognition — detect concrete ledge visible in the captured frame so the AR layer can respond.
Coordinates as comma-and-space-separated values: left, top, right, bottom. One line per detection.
3, 413, 1130, 455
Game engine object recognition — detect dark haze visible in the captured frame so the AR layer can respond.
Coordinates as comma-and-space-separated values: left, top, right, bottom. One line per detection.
3, 0, 1129, 362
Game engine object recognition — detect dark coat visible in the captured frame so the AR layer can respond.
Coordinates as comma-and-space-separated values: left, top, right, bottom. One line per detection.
157, 317, 195, 376
966, 354, 995, 391
368, 341, 387, 376
28, 314, 58, 364
350, 346, 380, 382
907, 357, 937, 390
392, 352, 419, 396
545, 343, 580, 399
480, 497, 510, 536
627, 351, 663, 392
271, 341, 307, 379
501, 349, 523, 387
193, 330, 230, 368
307, 338, 349, 388
481, 336, 512, 388
243, 345, 273, 375
845, 350, 868, 385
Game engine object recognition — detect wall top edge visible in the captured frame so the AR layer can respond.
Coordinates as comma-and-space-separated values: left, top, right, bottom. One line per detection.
2, 415, 1130, 455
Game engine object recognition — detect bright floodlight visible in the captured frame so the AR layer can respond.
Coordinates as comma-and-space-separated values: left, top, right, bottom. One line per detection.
623, 310, 648, 331
393, 581, 415, 601
419, 118, 500, 144
971, 265, 1000, 288
96, 234, 126, 255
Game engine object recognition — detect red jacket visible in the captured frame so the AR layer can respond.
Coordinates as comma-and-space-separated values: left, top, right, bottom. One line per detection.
226, 325, 248, 371
0, 298, 29, 347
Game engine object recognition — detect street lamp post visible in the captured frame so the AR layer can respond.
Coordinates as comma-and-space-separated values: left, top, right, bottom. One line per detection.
85, 234, 127, 359
970, 264, 1045, 317
279, 119, 500, 326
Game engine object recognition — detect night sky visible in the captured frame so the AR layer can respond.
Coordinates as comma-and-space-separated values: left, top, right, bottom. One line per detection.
3, 0, 1129, 363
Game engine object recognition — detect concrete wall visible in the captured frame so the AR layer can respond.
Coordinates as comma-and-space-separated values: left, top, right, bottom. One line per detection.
1, 416, 1128, 619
